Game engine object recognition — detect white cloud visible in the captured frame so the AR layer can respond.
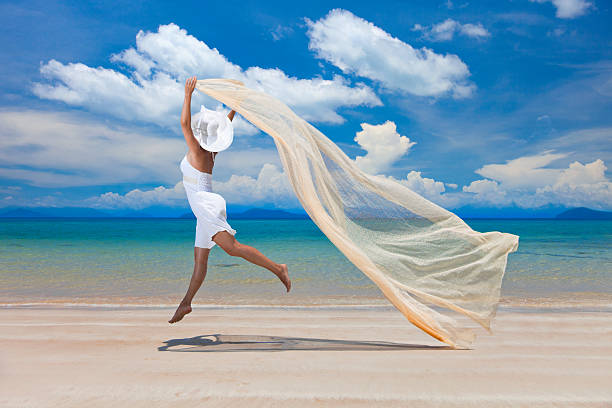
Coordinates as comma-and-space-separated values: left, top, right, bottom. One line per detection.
379, 171, 462, 208
529, 159, 611, 208
0, 109, 282, 188
354, 121, 415, 174
86, 163, 299, 210
306, 9, 475, 98
556, 158, 607, 185
242, 69, 380, 124
75, 153, 612, 212
34, 60, 177, 129
474, 150, 568, 189
377, 150, 612, 211
413, 19, 491, 42
0, 192, 69, 209
529, 0, 593, 19
87, 182, 186, 209
212, 147, 282, 181
462, 179, 510, 206
33, 58, 263, 135
0, 110, 184, 187
353, 132, 612, 210
541, 127, 612, 166
403, 170, 446, 197
464, 154, 612, 209
34, 23, 381, 127
215, 163, 298, 208
270, 24, 294, 41
459, 23, 491, 39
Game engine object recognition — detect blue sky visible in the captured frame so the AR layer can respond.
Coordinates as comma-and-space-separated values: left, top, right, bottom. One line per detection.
0, 0, 610, 217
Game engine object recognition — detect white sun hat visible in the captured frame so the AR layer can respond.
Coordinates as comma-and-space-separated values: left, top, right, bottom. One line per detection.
191, 105, 234, 152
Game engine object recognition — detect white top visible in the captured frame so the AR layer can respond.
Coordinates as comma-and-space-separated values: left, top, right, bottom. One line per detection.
180, 156, 212, 192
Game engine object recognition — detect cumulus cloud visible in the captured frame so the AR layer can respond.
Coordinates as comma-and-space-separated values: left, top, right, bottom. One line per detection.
351, 129, 612, 210
215, 163, 298, 208
87, 163, 299, 210
33, 23, 381, 127
354, 121, 416, 174
412, 19, 491, 42
464, 153, 612, 209
375, 149, 612, 211
404, 171, 445, 196
87, 182, 186, 209
462, 179, 510, 206
474, 150, 567, 189
378, 171, 462, 208
529, 0, 593, 19
33, 59, 257, 135
306, 9, 475, 98
532, 159, 612, 208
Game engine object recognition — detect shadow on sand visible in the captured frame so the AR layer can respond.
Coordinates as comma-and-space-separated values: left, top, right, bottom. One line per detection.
158, 334, 451, 352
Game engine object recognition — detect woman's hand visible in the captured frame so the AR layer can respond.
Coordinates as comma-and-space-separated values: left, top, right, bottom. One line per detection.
184, 76, 197, 97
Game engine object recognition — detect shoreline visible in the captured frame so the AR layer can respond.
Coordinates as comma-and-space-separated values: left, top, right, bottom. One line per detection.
2, 293, 612, 313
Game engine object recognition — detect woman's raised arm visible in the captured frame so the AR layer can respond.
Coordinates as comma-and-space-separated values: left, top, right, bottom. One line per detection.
180, 76, 201, 152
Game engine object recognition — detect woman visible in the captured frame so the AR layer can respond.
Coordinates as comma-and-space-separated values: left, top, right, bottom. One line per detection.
169, 76, 291, 324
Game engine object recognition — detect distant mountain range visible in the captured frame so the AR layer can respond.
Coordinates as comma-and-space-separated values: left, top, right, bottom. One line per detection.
0, 206, 308, 220
555, 207, 612, 220
1, 206, 610, 220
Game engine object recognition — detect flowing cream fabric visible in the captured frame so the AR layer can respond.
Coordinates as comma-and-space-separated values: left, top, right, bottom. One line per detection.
196, 78, 519, 348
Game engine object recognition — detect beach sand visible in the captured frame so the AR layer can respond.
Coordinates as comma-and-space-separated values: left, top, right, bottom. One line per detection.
1, 306, 611, 407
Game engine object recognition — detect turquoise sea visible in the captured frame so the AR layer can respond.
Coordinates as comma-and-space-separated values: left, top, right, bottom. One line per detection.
1, 218, 611, 306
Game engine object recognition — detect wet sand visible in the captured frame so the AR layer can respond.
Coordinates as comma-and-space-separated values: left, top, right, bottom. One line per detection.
1, 306, 611, 407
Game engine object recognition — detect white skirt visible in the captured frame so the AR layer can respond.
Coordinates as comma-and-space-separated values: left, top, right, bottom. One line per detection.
181, 156, 236, 249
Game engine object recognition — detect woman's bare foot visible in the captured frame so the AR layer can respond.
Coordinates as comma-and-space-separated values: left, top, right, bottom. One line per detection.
168, 303, 192, 323
277, 264, 291, 292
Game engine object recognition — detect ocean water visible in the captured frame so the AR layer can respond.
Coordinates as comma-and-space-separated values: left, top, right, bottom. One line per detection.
1, 218, 611, 306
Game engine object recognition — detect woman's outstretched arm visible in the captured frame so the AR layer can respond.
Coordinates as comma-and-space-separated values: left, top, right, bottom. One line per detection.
217, 110, 236, 161
180, 76, 201, 152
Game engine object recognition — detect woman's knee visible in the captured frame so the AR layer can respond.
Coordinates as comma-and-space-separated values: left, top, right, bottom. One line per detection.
211, 231, 242, 257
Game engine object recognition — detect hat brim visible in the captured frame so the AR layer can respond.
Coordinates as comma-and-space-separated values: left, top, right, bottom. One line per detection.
191, 108, 234, 152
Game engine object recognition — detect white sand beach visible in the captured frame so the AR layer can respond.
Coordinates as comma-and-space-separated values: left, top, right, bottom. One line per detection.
1, 306, 611, 407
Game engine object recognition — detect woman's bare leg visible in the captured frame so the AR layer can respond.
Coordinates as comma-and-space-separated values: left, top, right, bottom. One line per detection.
169, 247, 210, 323
212, 231, 291, 292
